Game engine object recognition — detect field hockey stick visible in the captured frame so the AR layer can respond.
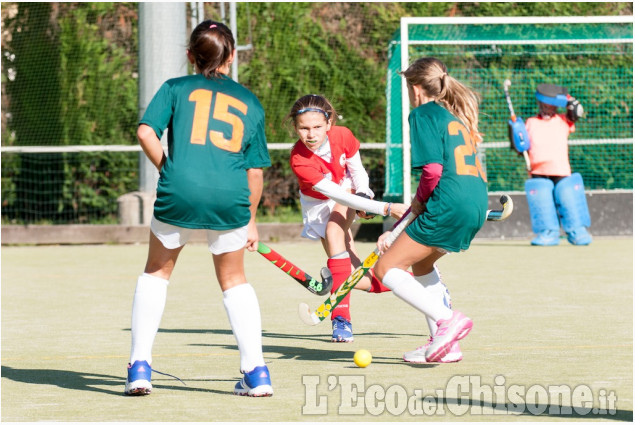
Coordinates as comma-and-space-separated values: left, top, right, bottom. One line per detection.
298, 195, 514, 325
504, 79, 532, 172
486, 194, 514, 221
257, 242, 333, 296
298, 211, 417, 325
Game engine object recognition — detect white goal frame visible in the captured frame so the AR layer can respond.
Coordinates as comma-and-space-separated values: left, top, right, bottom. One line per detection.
399, 15, 634, 203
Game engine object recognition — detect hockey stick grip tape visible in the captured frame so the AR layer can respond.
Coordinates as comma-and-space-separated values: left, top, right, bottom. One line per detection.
386, 211, 416, 244
390, 206, 413, 230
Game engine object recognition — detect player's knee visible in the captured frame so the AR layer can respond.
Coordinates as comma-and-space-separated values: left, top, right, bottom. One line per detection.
215, 267, 247, 290
143, 260, 175, 280
218, 279, 249, 292
373, 260, 389, 282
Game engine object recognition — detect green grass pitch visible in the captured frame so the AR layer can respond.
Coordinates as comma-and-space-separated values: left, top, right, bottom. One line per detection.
1, 238, 632, 421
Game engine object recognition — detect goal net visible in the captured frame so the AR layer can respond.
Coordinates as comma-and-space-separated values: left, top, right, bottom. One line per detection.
385, 16, 633, 203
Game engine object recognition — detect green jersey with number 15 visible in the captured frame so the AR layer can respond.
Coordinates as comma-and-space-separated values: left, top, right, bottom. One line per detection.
140, 74, 271, 230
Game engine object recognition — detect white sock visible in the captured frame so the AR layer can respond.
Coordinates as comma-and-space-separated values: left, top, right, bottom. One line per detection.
382, 268, 452, 323
223, 283, 265, 373
130, 273, 169, 365
414, 266, 452, 335
330, 251, 349, 260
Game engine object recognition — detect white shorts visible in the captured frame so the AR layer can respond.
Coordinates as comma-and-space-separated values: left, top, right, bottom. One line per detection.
300, 195, 336, 241
150, 216, 248, 255
299, 177, 354, 241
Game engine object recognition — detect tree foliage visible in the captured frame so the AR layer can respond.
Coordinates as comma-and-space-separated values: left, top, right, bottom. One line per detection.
1, 2, 631, 223
2, 2, 138, 223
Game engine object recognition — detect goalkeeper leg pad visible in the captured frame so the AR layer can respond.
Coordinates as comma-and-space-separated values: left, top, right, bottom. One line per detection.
554, 173, 592, 246
525, 178, 560, 246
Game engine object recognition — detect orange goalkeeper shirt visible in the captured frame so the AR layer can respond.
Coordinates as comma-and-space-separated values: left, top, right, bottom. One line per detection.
526, 114, 575, 177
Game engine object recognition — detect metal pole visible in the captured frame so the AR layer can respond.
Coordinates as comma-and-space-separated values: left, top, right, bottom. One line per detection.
138, 3, 187, 194
190, 2, 197, 32
190, 1, 204, 28
230, 2, 238, 82
400, 18, 411, 204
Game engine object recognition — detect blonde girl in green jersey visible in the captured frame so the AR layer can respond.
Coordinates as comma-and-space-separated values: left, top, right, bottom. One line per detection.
374, 57, 488, 364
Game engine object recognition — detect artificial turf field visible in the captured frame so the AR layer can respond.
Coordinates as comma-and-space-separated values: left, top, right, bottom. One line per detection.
1, 237, 632, 422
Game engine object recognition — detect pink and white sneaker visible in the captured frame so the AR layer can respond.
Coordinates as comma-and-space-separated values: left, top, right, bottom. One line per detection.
425, 311, 472, 363
403, 338, 462, 363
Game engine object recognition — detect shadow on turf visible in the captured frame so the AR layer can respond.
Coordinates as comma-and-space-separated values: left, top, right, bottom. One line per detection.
118, 327, 432, 367
441, 397, 633, 421
190, 342, 365, 364
122, 328, 447, 369
0, 365, 245, 397
152, 327, 425, 364
148, 328, 421, 342
186, 341, 438, 369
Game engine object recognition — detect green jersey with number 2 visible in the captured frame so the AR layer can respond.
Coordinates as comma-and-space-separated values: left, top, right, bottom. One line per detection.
406, 102, 488, 252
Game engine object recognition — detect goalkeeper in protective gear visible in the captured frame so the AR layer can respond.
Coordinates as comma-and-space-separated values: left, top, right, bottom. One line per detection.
509, 83, 592, 246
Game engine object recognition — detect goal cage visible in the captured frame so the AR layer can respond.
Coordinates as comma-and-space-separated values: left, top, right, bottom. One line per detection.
384, 16, 633, 203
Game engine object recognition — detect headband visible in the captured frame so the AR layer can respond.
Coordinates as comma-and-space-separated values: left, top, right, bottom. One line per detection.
295, 107, 329, 120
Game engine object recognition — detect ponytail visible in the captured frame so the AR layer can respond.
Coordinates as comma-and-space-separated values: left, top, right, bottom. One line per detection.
402, 57, 482, 143
437, 75, 482, 143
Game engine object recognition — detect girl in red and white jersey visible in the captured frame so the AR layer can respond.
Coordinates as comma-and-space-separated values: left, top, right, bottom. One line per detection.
286, 94, 408, 342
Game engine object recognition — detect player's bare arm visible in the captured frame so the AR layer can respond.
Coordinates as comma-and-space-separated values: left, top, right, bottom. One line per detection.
137, 124, 166, 171
246, 167, 264, 252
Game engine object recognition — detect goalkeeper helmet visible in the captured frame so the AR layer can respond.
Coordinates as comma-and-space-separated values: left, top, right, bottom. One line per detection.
535, 84, 568, 108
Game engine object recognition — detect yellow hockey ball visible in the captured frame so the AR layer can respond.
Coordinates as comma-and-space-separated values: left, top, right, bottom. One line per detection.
353, 349, 372, 368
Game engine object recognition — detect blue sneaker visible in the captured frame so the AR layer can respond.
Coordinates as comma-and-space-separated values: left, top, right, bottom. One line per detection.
124, 360, 152, 396
567, 227, 592, 245
331, 316, 354, 342
531, 230, 560, 246
234, 365, 273, 397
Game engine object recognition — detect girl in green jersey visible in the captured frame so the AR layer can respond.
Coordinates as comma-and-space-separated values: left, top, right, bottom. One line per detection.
125, 20, 272, 398
374, 57, 488, 364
